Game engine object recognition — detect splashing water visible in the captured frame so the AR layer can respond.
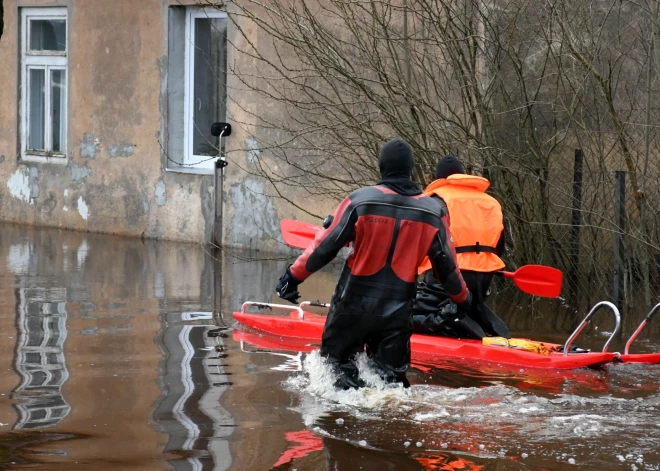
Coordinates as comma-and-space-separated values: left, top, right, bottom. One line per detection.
282, 351, 660, 469
285, 350, 414, 409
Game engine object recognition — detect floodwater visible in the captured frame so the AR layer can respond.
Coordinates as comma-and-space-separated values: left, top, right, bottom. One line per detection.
0, 223, 658, 471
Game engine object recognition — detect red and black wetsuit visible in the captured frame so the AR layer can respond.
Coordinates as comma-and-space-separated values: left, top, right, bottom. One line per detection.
290, 184, 469, 387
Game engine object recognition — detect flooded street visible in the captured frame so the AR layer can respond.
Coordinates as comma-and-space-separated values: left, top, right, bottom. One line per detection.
0, 223, 658, 470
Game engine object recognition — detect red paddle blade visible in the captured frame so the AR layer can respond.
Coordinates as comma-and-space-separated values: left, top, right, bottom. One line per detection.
503, 265, 563, 298
280, 219, 322, 250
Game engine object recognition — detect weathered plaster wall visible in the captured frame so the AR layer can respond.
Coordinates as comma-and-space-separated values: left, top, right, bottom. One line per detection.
0, 0, 338, 252
219, 1, 338, 254
0, 0, 210, 243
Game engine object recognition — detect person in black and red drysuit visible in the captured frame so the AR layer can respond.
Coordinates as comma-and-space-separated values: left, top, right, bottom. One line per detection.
275, 138, 471, 390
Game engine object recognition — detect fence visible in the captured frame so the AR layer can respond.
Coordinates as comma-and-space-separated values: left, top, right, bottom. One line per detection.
488, 150, 660, 318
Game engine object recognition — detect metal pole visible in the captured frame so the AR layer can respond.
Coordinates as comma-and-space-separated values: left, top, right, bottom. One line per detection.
213, 158, 227, 248
613, 171, 626, 313
213, 245, 225, 324
569, 149, 584, 301
210, 122, 231, 248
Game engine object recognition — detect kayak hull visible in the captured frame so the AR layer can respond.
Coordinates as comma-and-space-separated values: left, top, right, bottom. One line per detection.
233, 328, 618, 393
617, 353, 660, 364
233, 310, 616, 370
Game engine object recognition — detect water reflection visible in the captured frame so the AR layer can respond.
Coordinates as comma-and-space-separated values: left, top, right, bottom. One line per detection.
153, 311, 233, 471
0, 224, 242, 468
13, 287, 71, 430
0, 223, 657, 470
270, 429, 491, 470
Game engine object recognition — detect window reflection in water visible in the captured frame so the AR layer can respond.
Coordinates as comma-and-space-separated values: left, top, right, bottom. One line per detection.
153, 312, 233, 471
13, 287, 71, 430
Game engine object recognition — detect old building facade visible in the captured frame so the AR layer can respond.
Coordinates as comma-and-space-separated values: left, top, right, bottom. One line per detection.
0, 0, 329, 251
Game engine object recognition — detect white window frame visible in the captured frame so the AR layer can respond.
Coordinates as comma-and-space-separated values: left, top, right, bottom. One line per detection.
20, 7, 68, 163
183, 7, 227, 170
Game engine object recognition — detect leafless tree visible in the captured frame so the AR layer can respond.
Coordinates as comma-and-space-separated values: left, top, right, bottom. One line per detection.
226, 0, 660, 312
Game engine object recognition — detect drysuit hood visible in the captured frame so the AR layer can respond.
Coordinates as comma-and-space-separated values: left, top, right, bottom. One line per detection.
376, 138, 422, 196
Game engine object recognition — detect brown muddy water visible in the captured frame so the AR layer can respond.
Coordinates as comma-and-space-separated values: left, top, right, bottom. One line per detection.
0, 223, 658, 471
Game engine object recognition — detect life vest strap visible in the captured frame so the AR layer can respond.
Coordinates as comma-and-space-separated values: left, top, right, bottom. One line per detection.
455, 242, 497, 255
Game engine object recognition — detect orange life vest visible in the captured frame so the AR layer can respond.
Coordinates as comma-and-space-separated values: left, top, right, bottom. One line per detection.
418, 174, 505, 274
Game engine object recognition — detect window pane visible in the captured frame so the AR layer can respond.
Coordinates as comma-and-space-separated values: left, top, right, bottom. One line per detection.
25, 352, 42, 364
31, 371, 47, 387
192, 17, 227, 156
28, 69, 46, 150
30, 19, 66, 52
51, 69, 66, 152
31, 409, 47, 421
47, 369, 62, 386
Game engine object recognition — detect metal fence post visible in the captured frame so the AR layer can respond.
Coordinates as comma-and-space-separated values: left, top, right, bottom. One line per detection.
613, 171, 626, 313
569, 149, 584, 300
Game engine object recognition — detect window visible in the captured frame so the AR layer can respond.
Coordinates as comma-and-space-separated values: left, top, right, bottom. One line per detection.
168, 7, 227, 172
20, 8, 68, 162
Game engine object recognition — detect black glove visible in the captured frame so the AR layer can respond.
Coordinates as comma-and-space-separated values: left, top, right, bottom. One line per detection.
322, 214, 334, 229
456, 291, 473, 315
438, 302, 467, 323
276, 265, 301, 304
439, 302, 459, 317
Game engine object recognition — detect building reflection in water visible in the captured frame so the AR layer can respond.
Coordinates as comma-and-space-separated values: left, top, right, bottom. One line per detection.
13, 286, 71, 430
153, 311, 233, 471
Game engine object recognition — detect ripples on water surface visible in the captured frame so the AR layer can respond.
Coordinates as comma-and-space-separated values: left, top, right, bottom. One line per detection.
0, 223, 657, 470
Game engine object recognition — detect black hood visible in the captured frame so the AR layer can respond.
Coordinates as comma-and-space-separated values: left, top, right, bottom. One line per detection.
435, 154, 464, 179
376, 138, 421, 196
379, 138, 414, 178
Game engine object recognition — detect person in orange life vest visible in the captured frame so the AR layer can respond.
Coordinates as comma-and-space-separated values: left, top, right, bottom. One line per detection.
276, 139, 471, 390
412, 155, 511, 340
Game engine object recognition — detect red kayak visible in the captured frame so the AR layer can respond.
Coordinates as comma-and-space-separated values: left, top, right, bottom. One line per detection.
233, 302, 619, 369
233, 301, 660, 368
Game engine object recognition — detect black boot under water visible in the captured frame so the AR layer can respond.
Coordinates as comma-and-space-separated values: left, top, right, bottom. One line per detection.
331, 360, 367, 390
334, 373, 367, 391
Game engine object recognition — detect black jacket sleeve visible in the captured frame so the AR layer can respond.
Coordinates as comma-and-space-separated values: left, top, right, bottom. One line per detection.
290, 196, 357, 280
496, 219, 506, 256
427, 214, 469, 304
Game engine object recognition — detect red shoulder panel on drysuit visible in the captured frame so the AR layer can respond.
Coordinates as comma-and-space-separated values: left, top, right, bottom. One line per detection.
373, 185, 397, 195
391, 220, 438, 282
348, 214, 395, 276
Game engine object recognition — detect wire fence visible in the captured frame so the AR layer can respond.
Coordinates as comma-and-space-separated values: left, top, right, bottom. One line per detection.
488, 151, 660, 318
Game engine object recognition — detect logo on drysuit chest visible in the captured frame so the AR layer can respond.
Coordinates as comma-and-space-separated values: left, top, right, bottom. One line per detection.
364, 216, 390, 224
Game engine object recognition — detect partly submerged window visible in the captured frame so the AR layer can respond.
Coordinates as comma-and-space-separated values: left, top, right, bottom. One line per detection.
168, 7, 228, 172
21, 8, 68, 162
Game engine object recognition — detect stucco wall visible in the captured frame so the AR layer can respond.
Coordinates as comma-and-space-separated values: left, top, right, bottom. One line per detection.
0, 0, 337, 251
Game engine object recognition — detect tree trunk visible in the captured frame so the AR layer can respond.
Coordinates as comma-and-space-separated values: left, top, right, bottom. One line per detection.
1, 0, 5, 41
